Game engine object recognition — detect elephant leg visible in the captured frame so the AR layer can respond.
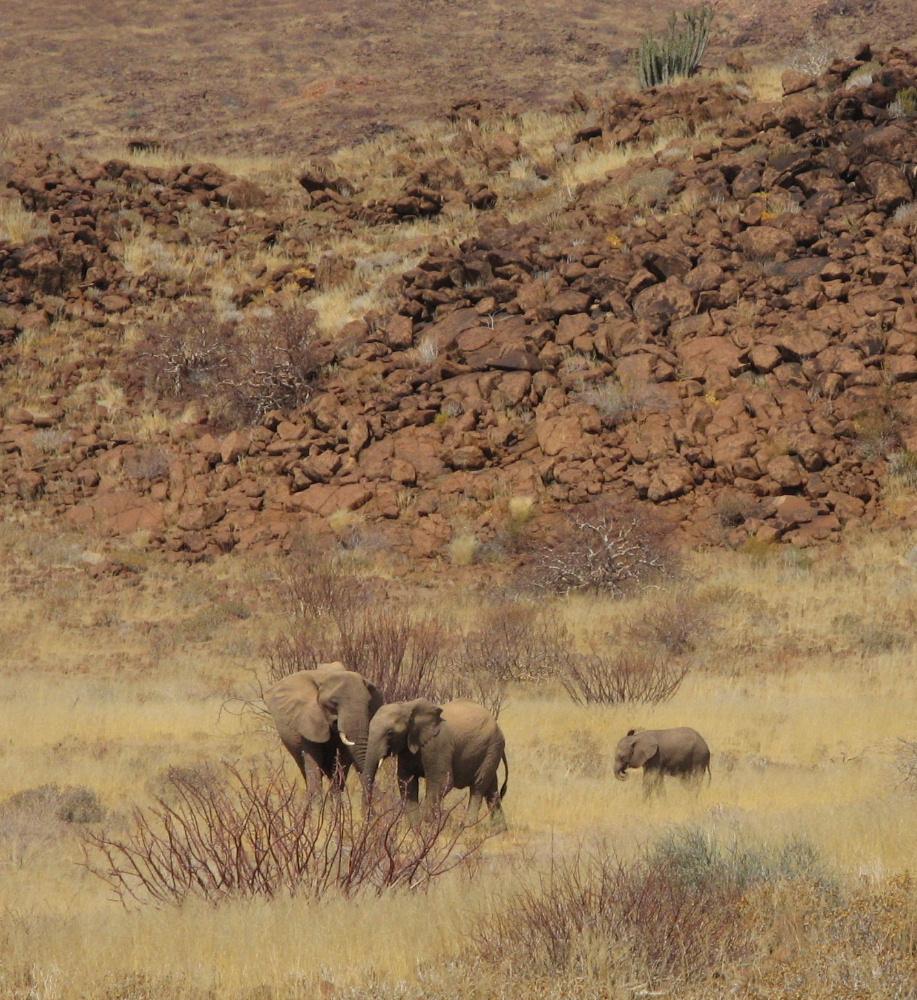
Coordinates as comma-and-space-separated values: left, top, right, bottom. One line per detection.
297, 745, 327, 799
485, 787, 507, 832
642, 768, 664, 799
685, 768, 704, 794
422, 778, 445, 823
465, 790, 484, 826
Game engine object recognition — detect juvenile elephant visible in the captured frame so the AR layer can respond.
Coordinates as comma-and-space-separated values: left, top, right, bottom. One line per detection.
614, 726, 710, 797
264, 663, 383, 793
364, 699, 508, 828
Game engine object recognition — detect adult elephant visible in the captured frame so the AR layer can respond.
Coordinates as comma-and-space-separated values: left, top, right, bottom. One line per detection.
264, 663, 383, 793
364, 698, 508, 829
614, 726, 710, 797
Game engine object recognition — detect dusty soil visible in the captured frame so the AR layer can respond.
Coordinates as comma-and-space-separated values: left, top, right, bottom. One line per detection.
2, 0, 915, 154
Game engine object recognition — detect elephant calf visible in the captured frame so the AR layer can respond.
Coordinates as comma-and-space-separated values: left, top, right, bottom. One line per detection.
614, 726, 710, 797
364, 698, 508, 829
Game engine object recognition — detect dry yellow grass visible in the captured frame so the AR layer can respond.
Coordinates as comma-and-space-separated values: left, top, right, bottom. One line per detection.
0, 195, 49, 244
0, 524, 914, 998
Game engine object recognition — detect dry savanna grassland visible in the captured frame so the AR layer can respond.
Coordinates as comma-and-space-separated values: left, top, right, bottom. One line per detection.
2, 1, 917, 998
0, 517, 914, 999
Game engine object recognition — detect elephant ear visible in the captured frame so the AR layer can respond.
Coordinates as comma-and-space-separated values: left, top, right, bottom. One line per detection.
407, 701, 443, 755
365, 679, 384, 718
629, 735, 659, 768
265, 672, 331, 744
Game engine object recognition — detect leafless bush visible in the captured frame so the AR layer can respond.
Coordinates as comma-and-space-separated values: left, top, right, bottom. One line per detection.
526, 503, 675, 597
278, 556, 379, 622
625, 591, 712, 656
559, 645, 689, 705
333, 606, 455, 704
440, 668, 507, 721
122, 447, 171, 482
223, 310, 321, 423
785, 35, 835, 77
264, 604, 459, 707
263, 625, 330, 685
134, 306, 321, 427
462, 603, 569, 683
82, 761, 484, 907
137, 305, 230, 399
895, 739, 917, 791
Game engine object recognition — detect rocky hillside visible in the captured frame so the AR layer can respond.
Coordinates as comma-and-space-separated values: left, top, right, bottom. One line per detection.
1, 43, 915, 563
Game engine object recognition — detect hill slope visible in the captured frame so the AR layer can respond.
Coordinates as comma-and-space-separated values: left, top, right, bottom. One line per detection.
1, 43, 916, 562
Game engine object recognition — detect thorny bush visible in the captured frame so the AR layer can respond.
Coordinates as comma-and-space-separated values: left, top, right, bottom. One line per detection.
134, 305, 321, 426
82, 761, 485, 907
527, 502, 675, 597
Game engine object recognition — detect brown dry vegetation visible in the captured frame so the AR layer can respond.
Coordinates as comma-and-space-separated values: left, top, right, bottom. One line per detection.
0, 519, 914, 998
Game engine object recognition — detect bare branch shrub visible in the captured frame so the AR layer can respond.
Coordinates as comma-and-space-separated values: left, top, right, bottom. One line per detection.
559, 646, 689, 705
333, 606, 456, 705
625, 590, 712, 656
477, 851, 743, 982
461, 603, 569, 683
278, 556, 379, 622
222, 309, 321, 423
82, 761, 484, 907
526, 502, 675, 597
263, 625, 330, 685
133, 305, 321, 427
264, 603, 460, 706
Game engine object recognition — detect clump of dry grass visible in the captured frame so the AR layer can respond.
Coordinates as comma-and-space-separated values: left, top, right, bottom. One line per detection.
0, 195, 49, 244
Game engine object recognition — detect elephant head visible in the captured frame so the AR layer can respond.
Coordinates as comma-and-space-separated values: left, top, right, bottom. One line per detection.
283, 663, 382, 772
363, 699, 444, 789
613, 728, 658, 780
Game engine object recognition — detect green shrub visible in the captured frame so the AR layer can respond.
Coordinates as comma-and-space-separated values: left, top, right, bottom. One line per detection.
636, 5, 714, 90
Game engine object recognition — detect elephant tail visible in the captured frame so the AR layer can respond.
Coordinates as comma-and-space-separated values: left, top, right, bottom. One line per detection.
499, 749, 509, 800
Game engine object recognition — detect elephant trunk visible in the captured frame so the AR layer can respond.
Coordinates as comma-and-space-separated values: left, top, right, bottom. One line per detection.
337, 711, 369, 773
362, 743, 384, 793
614, 765, 628, 782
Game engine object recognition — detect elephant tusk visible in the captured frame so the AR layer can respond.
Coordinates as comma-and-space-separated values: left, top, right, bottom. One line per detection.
339, 732, 356, 747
